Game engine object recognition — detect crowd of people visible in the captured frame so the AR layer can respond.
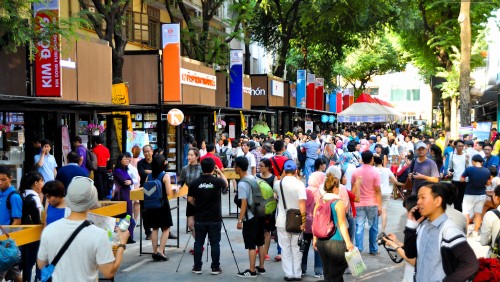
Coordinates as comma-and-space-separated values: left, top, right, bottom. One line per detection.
1, 124, 500, 281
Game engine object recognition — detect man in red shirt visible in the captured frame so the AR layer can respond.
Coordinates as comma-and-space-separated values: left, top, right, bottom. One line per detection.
92, 136, 110, 200
200, 144, 224, 171
269, 140, 288, 179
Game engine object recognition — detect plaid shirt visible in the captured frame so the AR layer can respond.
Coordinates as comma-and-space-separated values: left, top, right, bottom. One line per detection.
251, 149, 263, 174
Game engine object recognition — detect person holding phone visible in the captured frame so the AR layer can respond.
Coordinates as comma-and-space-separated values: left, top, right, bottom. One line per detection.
34, 139, 58, 182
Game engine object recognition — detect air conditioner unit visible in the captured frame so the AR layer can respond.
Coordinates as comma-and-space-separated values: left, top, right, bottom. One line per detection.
88, 7, 96, 13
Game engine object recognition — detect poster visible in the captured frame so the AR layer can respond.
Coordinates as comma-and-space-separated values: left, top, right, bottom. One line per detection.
305, 121, 314, 134
458, 126, 473, 139
229, 49, 244, 108
473, 122, 492, 141
126, 131, 149, 157
61, 126, 71, 165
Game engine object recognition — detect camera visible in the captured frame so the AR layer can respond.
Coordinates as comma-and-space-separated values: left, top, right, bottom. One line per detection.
298, 235, 308, 252
377, 232, 390, 246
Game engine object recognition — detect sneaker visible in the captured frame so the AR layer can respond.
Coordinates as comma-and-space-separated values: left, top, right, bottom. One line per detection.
192, 267, 202, 274
256, 266, 266, 275
274, 255, 282, 262
265, 254, 271, 261
313, 273, 323, 278
237, 269, 257, 278
472, 231, 479, 237
211, 267, 223, 275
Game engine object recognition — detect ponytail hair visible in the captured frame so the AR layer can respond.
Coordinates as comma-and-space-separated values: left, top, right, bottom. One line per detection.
19, 171, 43, 195
324, 172, 340, 193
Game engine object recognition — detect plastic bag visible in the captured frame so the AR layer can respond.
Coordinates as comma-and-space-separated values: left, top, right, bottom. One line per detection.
345, 247, 367, 277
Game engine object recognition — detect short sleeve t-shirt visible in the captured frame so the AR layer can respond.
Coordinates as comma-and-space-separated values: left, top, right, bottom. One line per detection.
377, 167, 393, 195
273, 176, 307, 229
412, 158, 439, 192
244, 152, 256, 175
301, 141, 320, 159
38, 219, 115, 282
461, 166, 490, 195
352, 164, 381, 207
238, 176, 256, 220
270, 155, 288, 177
188, 174, 225, 221
34, 154, 58, 181
76, 145, 89, 175
0, 186, 22, 224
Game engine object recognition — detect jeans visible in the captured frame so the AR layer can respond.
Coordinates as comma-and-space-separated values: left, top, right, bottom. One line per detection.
316, 239, 347, 281
303, 158, 315, 184
347, 214, 356, 245
355, 206, 379, 253
301, 233, 323, 275
194, 221, 221, 269
94, 167, 108, 200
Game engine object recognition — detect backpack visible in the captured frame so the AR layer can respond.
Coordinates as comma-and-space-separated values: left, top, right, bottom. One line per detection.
85, 148, 98, 171
312, 198, 337, 239
236, 177, 277, 217
143, 172, 166, 209
6, 191, 41, 224
216, 148, 229, 168
491, 210, 500, 256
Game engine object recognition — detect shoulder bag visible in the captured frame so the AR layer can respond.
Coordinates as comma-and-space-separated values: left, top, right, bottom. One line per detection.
279, 180, 302, 233
41, 220, 92, 282
0, 226, 21, 272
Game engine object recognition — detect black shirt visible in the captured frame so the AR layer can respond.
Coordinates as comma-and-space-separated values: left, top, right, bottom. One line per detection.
137, 159, 153, 187
188, 174, 226, 221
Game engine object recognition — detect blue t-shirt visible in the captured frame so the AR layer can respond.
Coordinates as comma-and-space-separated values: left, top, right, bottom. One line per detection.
484, 155, 499, 170
412, 158, 439, 192
55, 163, 89, 192
301, 141, 320, 159
34, 154, 58, 181
0, 186, 22, 225
462, 166, 490, 195
46, 205, 66, 225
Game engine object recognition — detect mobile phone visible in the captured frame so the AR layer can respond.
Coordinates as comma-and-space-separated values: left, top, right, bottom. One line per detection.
413, 209, 421, 220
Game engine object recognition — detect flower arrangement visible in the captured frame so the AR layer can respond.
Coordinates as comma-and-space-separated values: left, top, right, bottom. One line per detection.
473, 257, 500, 282
0, 124, 10, 133
216, 119, 226, 128
87, 124, 105, 135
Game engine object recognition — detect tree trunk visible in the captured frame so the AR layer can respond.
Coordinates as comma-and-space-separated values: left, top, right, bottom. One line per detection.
274, 39, 289, 78
244, 41, 251, 75
450, 96, 458, 138
443, 97, 450, 131
459, 0, 471, 126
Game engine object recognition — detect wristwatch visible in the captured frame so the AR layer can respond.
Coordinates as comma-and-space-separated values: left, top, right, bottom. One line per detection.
117, 244, 126, 250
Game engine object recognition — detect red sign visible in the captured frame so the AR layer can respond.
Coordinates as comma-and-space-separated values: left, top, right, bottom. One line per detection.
34, 10, 61, 97
315, 78, 324, 110
306, 74, 316, 109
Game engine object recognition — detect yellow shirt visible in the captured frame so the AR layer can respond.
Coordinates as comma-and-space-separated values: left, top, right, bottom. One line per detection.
435, 137, 446, 155
492, 140, 500, 156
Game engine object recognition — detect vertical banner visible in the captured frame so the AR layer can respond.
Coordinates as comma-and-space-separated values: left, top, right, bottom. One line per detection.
342, 91, 350, 110
336, 92, 343, 113
162, 24, 181, 102
315, 78, 324, 111
112, 83, 133, 152
297, 70, 306, 108
34, 0, 61, 97
349, 92, 354, 107
229, 50, 244, 108
306, 73, 316, 109
61, 126, 71, 165
330, 93, 337, 113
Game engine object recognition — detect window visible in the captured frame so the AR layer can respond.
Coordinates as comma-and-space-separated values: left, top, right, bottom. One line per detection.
391, 89, 420, 102
124, 6, 160, 48
368, 87, 379, 96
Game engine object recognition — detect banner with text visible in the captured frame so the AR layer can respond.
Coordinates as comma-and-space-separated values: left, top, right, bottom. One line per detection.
162, 24, 181, 102
229, 50, 243, 108
180, 68, 216, 90
34, 0, 61, 97
297, 70, 306, 108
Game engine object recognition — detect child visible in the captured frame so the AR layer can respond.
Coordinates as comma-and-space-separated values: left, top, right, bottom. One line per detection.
42, 180, 70, 226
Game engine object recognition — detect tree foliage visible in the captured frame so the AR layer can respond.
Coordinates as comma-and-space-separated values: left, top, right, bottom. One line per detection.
333, 34, 406, 96
0, 0, 85, 55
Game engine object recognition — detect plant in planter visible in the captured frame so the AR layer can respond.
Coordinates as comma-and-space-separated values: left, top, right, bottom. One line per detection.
87, 124, 105, 136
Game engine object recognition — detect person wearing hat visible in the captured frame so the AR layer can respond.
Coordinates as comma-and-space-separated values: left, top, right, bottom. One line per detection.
38, 177, 129, 281
408, 141, 439, 194
272, 159, 307, 281
460, 154, 491, 237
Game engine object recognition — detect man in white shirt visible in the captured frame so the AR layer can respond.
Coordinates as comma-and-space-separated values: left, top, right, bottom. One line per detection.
273, 160, 306, 281
38, 177, 129, 281
261, 143, 275, 159
284, 135, 297, 162
242, 141, 256, 176
447, 140, 469, 212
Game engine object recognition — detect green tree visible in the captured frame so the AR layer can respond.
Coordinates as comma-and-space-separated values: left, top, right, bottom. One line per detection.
333, 35, 406, 97
0, 0, 84, 55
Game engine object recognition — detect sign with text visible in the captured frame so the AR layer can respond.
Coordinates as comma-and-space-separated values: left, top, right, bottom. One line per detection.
180, 68, 216, 90
229, 49, 243, 108
305, 121, 314, 134
34, 0, 61, 97
162, 24, 181, 102
297, 70, 306, 108
271, 80, 284, 97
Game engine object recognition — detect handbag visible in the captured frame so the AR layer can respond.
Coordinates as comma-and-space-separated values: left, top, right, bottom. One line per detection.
41, 220, 91, 282
0, 226, 21, 272
279, 180, 302, 233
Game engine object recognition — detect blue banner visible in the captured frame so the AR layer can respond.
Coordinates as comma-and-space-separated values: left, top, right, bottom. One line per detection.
297, 70, 306, 108
229, 50, 243, 108
330, 93, 337, 113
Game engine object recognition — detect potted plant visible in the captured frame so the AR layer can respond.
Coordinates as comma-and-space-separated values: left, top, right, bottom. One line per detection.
87, 124, 105, 136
